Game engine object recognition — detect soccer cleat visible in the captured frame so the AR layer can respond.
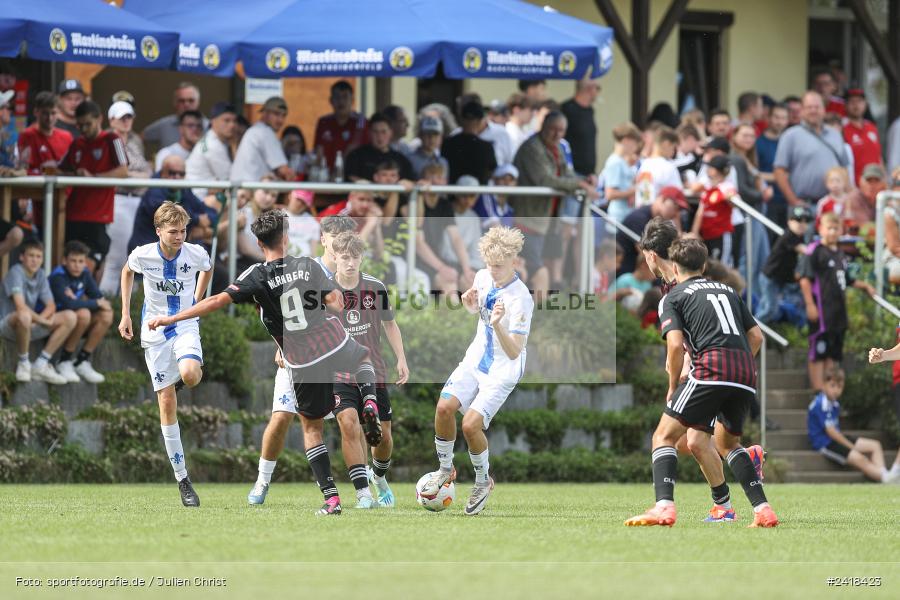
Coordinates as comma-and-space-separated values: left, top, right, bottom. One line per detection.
464, 477, 495, 516
355, 495, 378, 509
419, 468, 456, 499
375, 481, 395, 508
178, 477, 200, 507
624, 503, 677, 527
315, 496, 342, 516
748, 505, 779, 528
361, 399, 382, 446
747, 445, 766, 481
15, 361, 31, 383
703, 505, 737, 522
74, 361, 105, 384
55, 360, 81, 383
31, 362, 68, 385
247, 481, 269, 505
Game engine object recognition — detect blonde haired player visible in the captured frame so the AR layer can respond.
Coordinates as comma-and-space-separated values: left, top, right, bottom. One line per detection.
118, 202, 212, 507
420, 226, 533, 515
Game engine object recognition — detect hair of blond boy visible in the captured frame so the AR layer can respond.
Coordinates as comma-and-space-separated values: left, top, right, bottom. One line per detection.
478, 226, 524, 264
824, 166, 849, 188
331, 231, 366, 258
612, 122, 642, 143
819, 211, 841, 227
153, 201, 190, 229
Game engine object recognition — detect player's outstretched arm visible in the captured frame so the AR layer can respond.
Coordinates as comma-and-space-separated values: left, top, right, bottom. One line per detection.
118, 264, 135, 341
146, 292, 233, 330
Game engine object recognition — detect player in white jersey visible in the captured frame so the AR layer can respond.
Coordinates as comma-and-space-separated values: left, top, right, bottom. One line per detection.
420, 227, 533, 515
117, 202, 212, 507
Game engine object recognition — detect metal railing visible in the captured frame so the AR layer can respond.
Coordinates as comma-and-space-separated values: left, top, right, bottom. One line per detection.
874, 190, 900, 301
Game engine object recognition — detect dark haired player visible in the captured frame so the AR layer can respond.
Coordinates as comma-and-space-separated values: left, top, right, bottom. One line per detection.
147, 210, 378, 516
639, 217, 765, 522
625, 238, 778, 528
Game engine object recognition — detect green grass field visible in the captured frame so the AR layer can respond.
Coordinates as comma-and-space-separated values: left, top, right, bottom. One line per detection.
1, 483, 897, 599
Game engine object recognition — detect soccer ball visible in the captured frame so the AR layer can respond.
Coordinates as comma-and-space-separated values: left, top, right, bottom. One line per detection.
415, 471, 456, 512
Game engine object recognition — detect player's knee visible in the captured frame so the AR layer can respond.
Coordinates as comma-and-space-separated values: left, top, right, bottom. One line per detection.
461, 413, 484, 438
181, 365, 203, 388
435, 399, 456, 420
336, 409, 360, 435
268, 411, 294, 435
686, 435, 709, 457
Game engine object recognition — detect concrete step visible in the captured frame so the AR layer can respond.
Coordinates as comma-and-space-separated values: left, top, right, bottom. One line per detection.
764, 369, 809, 390
766, 389, 816, 410
766, 409, 807, 429
784, 471, 868, 483
763, 349, 809, 370
766, 429, 890, 450
776, 449, 898, 471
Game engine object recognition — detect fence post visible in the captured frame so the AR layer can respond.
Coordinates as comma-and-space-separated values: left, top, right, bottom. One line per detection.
744, 208, 753, 308
43, 179, 55, 273
875, 191, 887, 301
760, 334, 767, 449
227, 185, 240, 315
405, 187, 418, 294
578, 191, 592, 293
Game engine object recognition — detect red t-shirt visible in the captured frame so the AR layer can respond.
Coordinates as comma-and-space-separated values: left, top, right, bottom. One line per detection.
699, 186, 734, 240
59, 131, 127, 223
317, 199, 349, 220
313, 112, 369, 169
893, 323, 900, 387
843, 120, 882, 185
17, 126, 73, 174
826, 96, 846, 117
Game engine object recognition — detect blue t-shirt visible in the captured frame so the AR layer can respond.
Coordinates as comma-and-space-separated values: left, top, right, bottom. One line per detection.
807, 391, 840, 450
756, 134, 784, 205
0, 122, 18, 168
610, 272, 654, 295
474, 193, 514, 229
602, 152, 637, 191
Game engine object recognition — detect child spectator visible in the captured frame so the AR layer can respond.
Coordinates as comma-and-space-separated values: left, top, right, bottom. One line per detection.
602, 122, 641, 226
800, 212, 875, 392
807, 367, 900, 483
673, 123, 703, 184
757, 205, 811, 325
0, 240, 76, 384
441, 176, 485, 289
815, 166, 851, 231
635, 126, 681, 206
285, 190, 320, 257
691, 155, 736, 264
474, 164, 517, 229
592, 239, 620, 299
611, 253, 655, 313
48, 241, 111, 383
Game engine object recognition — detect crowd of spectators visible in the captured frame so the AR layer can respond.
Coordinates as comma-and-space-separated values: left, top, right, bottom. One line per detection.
2, 70, 900, 391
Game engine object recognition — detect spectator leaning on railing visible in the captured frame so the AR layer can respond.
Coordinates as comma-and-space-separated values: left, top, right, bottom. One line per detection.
404, 116, 447, 179
442, 101, 497, 185
186, 101, 237, 201
17, 91, 72, 175
230, 96, 295, 183
155, 110, 204, 172
345, 112, 414, 182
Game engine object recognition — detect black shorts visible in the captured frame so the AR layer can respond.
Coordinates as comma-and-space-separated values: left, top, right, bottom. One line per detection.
287, 337, 370, 419
521, 231, 546, 275
664, 378, 754, 436
0, 218, 16, 240
819, 436, 856, 466
705, 237, 725, 262
66, 221, 110, 264
808, 329, 844, 362
333, 383, 392, 422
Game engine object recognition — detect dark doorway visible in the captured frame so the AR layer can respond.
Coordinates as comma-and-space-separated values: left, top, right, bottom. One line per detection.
677, 11, 734, 115
416, 64, 463, 112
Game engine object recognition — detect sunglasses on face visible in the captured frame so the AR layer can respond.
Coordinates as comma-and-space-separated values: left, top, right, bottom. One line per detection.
164, 170, 186, 177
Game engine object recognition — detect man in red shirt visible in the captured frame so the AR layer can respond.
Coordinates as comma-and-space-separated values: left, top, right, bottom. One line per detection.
843, 88, 883, 186
18, 91, 72, 174
59, 100, 128, 274
313, 80, 368, 170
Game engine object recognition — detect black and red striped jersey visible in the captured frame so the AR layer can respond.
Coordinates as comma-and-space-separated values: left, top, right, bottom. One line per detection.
224, 256, 348, 368
660, 276, 757, 388
334, 273, 394, 386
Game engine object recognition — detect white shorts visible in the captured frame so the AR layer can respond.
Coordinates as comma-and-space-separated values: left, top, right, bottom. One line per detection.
440, 363, 518, 429
271, 367, 334, 419
144, 329, 203, 391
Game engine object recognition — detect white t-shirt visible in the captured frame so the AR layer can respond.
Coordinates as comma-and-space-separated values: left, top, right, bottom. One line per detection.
127, 242, 212, 348
462, 269, 534, 381
287, 212, 320, 257
186, 129, 232, 198
441, 210, 485, 270
506, 121, 531, 155
230, 122, 287, 182
155, 142, 191, 172
636, 157, 682, 203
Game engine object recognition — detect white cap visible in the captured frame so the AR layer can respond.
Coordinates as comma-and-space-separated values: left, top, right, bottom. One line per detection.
108, 100, 135, 120
0, 90, 14, 108
493, 164, 519, 180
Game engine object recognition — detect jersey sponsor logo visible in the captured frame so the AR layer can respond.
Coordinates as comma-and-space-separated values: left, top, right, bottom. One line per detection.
661, 318, 672, 328
156, 279, 185, 295
347, 309, 360, 325
49, 28, 68, 55
91, 148, 103, 161
266, 47, 290, 73
203, 44, 221, 70
463, 47, 483, 73
389, 46, 414, 71
74, 150, 82, 163
141, 36, 160, 62
558, 51, 576, 75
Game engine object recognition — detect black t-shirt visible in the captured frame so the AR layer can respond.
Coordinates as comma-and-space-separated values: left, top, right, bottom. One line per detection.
561, 99, 596, 176
224, 255, 348, 367
798, 243, 854, 331
762, 229, 803, 284
616, 205, 653, 275
334, 274, 394, 386
441, 133, 497, 184
660, 276, 757, 387
345, 144, 415, 181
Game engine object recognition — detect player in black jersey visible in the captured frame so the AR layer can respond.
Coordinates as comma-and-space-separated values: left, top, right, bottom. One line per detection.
147, 210, 379, 516
625, 238, 779, 528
